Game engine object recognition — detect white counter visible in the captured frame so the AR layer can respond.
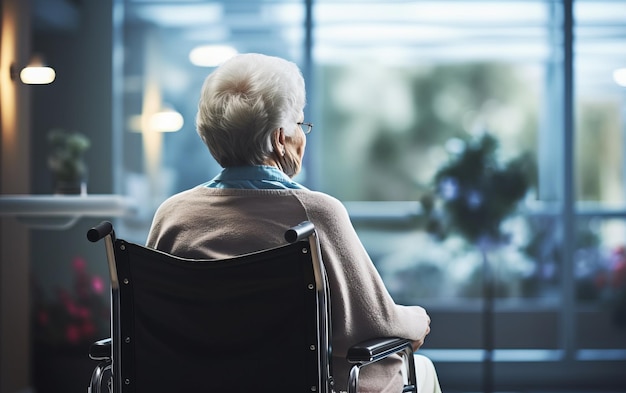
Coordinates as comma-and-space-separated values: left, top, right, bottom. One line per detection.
0, 194, 137, 229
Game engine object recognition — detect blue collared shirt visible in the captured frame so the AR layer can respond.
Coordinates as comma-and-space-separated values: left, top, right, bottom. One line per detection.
201, 166, 306, 190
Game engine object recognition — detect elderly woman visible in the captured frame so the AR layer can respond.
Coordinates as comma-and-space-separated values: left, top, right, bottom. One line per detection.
146, 53, 442, 393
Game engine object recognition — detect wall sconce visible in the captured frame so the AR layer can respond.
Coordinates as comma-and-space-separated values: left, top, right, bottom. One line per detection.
189, 45, 237, 67
10, 56, 56, 85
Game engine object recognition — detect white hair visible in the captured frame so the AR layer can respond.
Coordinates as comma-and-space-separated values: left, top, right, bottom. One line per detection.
195, 53, 306, 167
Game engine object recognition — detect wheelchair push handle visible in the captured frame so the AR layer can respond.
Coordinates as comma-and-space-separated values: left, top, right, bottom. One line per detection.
87, 221, 114, 242
284, 221, 315, 243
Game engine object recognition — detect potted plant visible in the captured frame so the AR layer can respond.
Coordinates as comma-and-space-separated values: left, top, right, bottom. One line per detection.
47, 128, 91, 194
422, 132, 533, 393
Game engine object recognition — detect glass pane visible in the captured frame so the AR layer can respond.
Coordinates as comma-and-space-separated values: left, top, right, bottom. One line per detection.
312, 1, 553, 202
575, 1, 626, 203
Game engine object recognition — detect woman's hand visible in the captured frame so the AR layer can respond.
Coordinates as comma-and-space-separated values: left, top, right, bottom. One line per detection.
412, 313, 431, 351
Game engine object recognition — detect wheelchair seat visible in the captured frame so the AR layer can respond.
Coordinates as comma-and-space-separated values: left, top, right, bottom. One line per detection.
86, 221, 417, 393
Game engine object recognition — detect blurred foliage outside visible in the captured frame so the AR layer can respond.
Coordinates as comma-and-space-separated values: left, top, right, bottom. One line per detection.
316, 61, 539, 202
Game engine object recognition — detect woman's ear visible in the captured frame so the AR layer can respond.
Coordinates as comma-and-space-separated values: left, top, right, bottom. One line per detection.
272, 128, 286, 156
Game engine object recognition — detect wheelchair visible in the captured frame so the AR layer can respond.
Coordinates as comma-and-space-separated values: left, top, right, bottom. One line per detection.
86, 220, 417, 393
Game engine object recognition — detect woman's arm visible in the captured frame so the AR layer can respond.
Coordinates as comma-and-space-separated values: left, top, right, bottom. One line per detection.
297, 191, 431, 356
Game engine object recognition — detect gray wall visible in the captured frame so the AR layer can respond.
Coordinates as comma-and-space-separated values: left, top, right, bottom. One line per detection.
28, 0, 114, 319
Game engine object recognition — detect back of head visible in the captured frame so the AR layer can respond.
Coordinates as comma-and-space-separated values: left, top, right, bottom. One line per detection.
196, 53, 306, 167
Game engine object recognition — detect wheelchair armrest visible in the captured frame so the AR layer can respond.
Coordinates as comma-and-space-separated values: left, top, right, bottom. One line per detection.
89, 338, 112, 361
347, 337, 417, 393
347, 337, 413, 364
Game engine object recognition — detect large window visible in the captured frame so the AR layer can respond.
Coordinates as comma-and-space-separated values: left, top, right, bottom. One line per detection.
116, 0, 626, 390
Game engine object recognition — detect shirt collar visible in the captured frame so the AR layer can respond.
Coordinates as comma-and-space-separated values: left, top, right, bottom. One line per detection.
203, 165, 306, 190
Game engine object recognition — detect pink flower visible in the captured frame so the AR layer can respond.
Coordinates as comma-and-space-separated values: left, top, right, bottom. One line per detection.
35, 256, 111, 346
91, 275, 105, 294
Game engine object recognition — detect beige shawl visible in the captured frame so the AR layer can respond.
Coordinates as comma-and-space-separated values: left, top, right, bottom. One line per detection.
146, 186, 430, 393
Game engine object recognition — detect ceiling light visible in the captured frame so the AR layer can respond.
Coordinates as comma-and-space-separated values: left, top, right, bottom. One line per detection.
189, 45, 237, 67
613, 68, 626, 87
149, 108, 184, 132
